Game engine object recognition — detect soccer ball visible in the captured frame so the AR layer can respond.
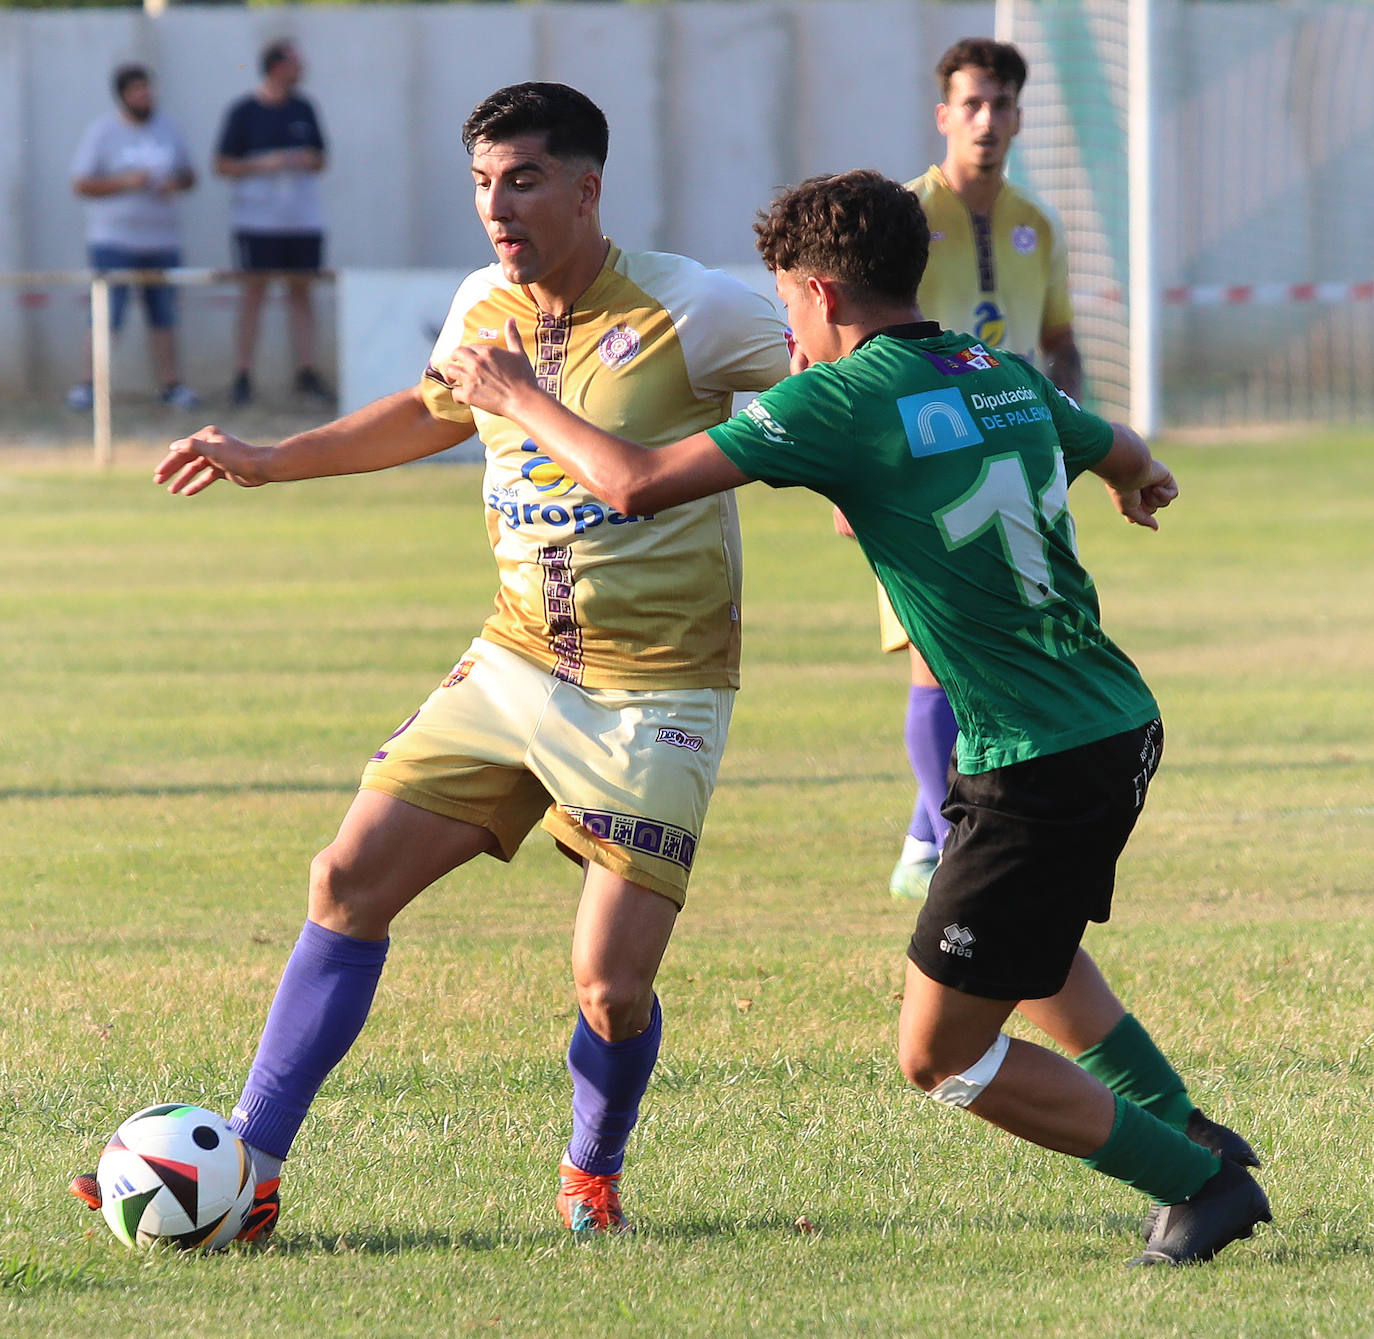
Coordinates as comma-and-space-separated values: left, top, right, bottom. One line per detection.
96, 1104, 254, 1252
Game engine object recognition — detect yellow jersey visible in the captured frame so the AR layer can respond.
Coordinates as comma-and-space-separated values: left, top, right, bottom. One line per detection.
420, 243, 789, 690
907, 165, 1072, 365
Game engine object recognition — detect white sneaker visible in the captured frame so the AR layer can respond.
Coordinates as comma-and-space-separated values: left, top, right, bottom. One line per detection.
159, 383, 201, 410
889, 835, 939, 901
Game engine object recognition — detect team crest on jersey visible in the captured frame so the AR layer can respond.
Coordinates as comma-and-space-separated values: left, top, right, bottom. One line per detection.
1011, 224, 1037, 254
598, 324, 641, 368
441, 657, 477, 688
476, 327, 500, 341
959, 344, 1000, 370
920, 344, 999, 376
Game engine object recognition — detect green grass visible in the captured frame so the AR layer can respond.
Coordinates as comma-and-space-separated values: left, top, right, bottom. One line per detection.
1, 431, 1372, 1336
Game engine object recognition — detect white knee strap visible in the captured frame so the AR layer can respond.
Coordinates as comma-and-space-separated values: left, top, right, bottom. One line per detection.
926, 1033, 1011, 1108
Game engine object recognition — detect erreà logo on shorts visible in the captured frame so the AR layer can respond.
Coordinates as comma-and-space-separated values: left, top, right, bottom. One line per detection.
896, 389, 984, 458
940, 923, 976, 958
656, 727, 704, 752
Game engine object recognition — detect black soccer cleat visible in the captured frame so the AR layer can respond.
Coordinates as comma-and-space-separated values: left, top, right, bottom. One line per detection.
1184, 1108, 1261, 1168
1140, 1109, 1261, 1241
1128, 1159, 1271, 1267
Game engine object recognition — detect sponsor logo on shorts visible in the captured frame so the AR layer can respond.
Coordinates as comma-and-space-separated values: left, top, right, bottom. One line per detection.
896, 388, 984, 457
940, 922, 976, 958
564, 805, 697, 872
1012, 224, 1038, 254
597, 324, 642, 368
441, 657, 476, 689
656, 727, 704, 752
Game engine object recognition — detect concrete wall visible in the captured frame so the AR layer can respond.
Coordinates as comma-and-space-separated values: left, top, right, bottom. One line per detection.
2, 1, 1372, 421
0, 0, 985, 399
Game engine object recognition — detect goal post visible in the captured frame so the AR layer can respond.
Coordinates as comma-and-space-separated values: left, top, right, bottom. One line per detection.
994, 0, 1159, 436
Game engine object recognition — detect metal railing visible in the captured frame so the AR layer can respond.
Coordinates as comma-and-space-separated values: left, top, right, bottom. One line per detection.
0, 268, 335, 465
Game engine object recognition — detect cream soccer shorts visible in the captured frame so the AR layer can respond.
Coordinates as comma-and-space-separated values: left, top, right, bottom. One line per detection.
360, 638, 733, 906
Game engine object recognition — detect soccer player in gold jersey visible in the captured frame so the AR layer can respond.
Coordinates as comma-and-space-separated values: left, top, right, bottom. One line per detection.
96, 84, 789, 1238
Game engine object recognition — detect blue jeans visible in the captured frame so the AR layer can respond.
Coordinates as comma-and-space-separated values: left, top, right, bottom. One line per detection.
87, 244, 181, 329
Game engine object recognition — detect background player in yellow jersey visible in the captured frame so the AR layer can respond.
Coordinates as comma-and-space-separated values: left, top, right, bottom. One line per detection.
72, 83, 788, 1238
865, 38, 1085, 900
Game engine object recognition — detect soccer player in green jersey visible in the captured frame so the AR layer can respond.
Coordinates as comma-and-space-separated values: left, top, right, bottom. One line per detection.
444, 170, 1272, 1266
879, 37, 1082, 901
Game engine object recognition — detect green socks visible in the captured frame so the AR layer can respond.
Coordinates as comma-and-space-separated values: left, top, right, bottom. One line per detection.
1075, 1012, 1195, 1132
1083, 1094, 1220, 1205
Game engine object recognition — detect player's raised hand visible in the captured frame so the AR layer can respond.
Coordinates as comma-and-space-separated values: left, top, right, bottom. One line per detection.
1109, 459, 1178, 531
443, 318, 539, 416
154, 426, 270, 495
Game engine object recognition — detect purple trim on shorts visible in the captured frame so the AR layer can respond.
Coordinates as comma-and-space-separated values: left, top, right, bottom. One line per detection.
564, 805, 697, 872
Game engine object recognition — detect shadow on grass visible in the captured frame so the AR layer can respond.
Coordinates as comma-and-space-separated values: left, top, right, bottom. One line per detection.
256, 1207, 1158, 1256
0, 781, 355, 802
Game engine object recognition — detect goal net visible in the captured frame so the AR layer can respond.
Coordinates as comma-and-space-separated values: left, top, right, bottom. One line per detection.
995, 0, 1374, 431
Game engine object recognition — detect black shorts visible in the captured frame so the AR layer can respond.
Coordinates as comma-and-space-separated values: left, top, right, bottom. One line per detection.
232, 231, 324, 272
908, 718, 1163, 1002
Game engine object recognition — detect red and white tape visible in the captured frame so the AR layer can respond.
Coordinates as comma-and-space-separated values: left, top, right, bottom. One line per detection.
1164, 281, 1374, 307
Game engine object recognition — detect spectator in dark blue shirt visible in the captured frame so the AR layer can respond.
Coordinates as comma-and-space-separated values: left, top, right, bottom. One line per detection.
215, 40, 332, 406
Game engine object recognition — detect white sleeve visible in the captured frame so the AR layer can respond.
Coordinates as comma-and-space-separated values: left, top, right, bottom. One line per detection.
623, 253, 791, 399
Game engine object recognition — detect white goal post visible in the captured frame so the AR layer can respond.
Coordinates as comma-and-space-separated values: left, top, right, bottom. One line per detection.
994, 0, 1374, 433
994, 0, 1159, 436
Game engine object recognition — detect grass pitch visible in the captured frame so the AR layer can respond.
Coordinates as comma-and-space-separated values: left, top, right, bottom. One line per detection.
1, 429, 1372, 1337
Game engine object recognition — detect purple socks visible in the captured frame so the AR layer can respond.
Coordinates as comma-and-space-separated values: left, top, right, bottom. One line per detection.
904, 684, 959, 850
565, 996, 662, 1176
230, 920, 389, 1160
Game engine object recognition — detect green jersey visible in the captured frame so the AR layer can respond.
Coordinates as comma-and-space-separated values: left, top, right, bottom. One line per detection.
708, 323, 1159, 774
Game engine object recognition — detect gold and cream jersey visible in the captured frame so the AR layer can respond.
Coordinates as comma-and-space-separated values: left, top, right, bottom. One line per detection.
420, 243, 789, 690
907, 165, 1073, 364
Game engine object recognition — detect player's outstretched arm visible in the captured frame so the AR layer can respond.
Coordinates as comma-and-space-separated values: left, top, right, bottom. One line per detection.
1091, 423, 1179, 531
444, 319, 751, 514
153, 387, 475, 496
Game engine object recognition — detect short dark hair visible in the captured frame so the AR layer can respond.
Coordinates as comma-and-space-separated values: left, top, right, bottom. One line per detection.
462, 82, 609, 168
261, 40, 296, 77
112, 64, 149, 99
936, 37, 1028, 98
754, 170, 930, 306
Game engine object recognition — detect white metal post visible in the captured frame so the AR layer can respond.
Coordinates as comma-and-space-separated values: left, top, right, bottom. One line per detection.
1128, 0, 1161, 437
90, 276, 113, 468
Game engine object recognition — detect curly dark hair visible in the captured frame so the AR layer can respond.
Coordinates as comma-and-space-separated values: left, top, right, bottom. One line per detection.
936, 37, 1028, 98
753, 170, 930, 305
462, 82, 609, 168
